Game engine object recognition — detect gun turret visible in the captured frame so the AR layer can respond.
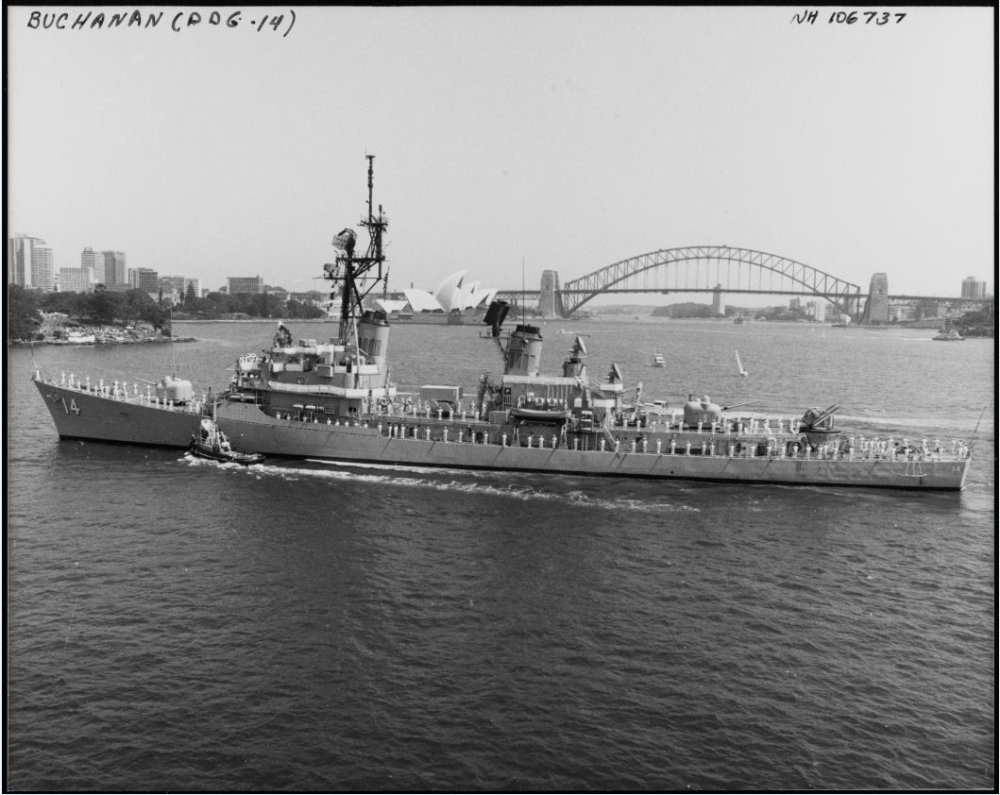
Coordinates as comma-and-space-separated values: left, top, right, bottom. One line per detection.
801, 404, 840, 431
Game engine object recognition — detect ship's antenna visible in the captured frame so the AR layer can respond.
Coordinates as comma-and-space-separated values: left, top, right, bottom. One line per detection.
521, 257, 526, 326
365, 153, 391, 299
367, 153, 374, 225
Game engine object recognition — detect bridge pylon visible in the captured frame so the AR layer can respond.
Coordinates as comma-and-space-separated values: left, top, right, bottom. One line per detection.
711, 284, 723, 315
539, 270, 563, 318
858, 272, 889, 325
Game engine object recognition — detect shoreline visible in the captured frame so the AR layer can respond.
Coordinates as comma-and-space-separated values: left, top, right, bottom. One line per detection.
9, 336, 197, 347
171, 318, 336, 323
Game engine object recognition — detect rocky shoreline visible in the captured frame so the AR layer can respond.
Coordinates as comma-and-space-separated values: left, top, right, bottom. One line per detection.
9, 335, 197, 347
9, 313, 196, 346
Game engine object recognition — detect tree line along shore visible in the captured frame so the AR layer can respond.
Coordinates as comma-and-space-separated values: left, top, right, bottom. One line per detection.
9, 285, 993, 343
8, 284, 329, 344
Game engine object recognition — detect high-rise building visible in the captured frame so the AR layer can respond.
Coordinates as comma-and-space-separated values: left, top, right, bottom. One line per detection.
961, 276, 987, 299
81, 247, 107, 284
8, 234, 41, 287
157, 276, 202, 299
31, 245, 55, 291
102, 251, 127, 285
805, 300, 826, 322
227, 275, 263, 295
158, 275, 186, 295
128, 267, 159, 293
60, 267, 94, 294
157, 275, 185, 305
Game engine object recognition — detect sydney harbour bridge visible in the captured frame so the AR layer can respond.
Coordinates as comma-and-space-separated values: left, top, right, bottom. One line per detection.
494, 245, 988, 323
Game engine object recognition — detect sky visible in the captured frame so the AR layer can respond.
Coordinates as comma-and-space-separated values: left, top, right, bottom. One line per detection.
6, 5, 995, 302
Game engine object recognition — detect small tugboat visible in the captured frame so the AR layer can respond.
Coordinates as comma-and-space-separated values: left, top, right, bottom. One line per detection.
932, 321, 964, 341
190, 418, 264, 465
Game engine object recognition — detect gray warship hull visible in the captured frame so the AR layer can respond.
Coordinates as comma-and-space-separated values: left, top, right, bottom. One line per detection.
34, 377, 204, 446
32, 376, 972, 490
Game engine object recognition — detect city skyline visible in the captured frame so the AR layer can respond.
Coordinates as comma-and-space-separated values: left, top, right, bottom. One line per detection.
8, 235, 330, 301
8, 232, 993, 308
9, 237, 298, 296
7, 7, 994, 299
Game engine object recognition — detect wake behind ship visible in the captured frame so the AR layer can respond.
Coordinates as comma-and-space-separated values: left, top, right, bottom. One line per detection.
33, 157, 972, 490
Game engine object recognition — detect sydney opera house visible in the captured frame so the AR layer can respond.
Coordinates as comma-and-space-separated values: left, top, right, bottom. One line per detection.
374, 271, 498, 325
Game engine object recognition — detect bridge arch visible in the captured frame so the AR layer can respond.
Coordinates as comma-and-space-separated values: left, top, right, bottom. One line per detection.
558, 246, 862, 318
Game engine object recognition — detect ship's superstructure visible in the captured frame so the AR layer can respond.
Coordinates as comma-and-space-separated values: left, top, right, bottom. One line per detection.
227, 156, 396, 418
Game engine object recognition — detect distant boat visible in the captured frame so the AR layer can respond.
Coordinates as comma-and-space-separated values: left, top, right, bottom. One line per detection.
733, 317, 745, 325
933, 324, 964, 342
651, 353, 666, 368
65, 333, 97, 344
735, 350, 748, 377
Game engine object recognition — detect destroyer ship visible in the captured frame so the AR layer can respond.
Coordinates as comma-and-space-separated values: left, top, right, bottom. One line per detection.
33, 157, 972, 490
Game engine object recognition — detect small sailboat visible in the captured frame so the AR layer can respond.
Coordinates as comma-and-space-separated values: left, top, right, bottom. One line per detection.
735, 350, 748, 377
651, 353, 666, 368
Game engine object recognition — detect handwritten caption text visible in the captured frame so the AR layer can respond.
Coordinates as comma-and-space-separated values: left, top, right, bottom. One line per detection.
791, 9, 907, 26
26, 9, 297, 37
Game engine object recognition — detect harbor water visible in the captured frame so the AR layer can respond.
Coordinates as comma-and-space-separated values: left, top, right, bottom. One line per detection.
6, 319, 995, 790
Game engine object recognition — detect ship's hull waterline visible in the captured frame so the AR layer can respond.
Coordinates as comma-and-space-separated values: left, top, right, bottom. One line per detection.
33, 377, 971, 491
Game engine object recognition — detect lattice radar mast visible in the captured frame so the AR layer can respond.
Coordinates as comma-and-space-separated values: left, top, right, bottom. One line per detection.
324, 155, 389, 343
